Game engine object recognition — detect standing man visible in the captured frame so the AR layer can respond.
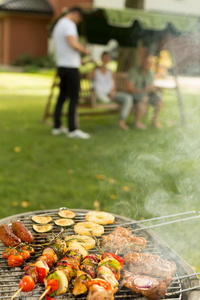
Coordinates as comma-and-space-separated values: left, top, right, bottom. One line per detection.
127, 54, 163, 129
52, 6, 90, 139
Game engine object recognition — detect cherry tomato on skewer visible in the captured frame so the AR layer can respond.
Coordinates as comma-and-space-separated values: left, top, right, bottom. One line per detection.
19, 275, 35, 292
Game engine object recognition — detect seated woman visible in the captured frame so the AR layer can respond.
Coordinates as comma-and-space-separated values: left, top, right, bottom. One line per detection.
90, 51, 133, 131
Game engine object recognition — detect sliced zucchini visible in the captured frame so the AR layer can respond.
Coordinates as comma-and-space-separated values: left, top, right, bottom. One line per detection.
54, 218, 74, 227
58, 209, 76, 219
31, 215, 52, 224
32, 224, 53, 233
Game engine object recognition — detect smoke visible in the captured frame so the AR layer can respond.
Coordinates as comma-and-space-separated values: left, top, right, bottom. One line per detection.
169, 32, 200, 76
117, 120, 200, 268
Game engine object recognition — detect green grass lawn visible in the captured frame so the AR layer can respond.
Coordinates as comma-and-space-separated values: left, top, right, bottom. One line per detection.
0, 71, 200, 271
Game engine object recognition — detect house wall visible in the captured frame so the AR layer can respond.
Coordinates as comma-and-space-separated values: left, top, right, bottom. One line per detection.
48, 0, 92, 19
0, 16, 10, 65
0, 20, 3, 63
0, 14, 50, 65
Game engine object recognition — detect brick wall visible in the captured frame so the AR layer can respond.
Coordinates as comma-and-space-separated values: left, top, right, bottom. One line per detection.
48, 0, 92, 19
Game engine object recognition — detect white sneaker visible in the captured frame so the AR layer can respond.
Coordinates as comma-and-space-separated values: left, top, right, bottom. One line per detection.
68, 129, 90, 139
51, 127, 68, 135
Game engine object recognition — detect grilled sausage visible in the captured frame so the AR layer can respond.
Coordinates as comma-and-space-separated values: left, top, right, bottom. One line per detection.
0, 224, 21, 247
12, 221, 34, 244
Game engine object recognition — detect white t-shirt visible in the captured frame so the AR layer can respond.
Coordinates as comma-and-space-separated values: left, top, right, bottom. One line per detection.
93, 68, 114, 94
52, 17, 81, 68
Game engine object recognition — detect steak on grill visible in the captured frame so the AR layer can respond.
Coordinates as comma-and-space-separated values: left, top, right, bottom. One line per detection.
124, 252, 177, 278
122, 270, 172, 300
102, 227, 147, 253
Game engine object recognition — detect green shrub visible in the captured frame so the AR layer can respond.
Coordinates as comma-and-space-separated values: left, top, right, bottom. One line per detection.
12, 53, 32, 66
12, 53, 55, 70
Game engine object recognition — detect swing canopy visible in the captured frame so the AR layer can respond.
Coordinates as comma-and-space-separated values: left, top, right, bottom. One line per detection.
80, 8, 200, 47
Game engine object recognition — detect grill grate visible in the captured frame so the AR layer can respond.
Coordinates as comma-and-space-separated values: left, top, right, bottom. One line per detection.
0, 208, 192, 300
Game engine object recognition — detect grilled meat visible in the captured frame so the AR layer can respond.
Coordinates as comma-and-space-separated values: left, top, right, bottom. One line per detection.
73, 271, 92, 296
87, 283, 114, 300
124, 252, 177, 277
102, 227, 147, 253
0, 224, 21, 247
122, 270, 172, 300
12, 221, 34, 244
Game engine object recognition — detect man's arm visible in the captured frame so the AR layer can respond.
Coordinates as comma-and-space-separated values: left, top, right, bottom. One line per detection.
145, 84, 157, 93
127, 81, 141, 94
67, 36, 90, 55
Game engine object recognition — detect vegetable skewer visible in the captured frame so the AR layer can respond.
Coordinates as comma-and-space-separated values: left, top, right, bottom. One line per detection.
72, 254, 99, 296
41, 248, 84, 299
87, 252, 124, 300
11, 239, 67, 299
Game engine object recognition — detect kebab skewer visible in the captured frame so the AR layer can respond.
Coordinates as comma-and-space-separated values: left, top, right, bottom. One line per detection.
41, 243, 89, 299
41, 250, 123, 300
11, 239, 67, 299
72, 254, 99, 296
87, 252, 124, 300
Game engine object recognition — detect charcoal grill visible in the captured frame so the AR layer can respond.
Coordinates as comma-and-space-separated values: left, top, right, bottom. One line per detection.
0, 208, 199, 300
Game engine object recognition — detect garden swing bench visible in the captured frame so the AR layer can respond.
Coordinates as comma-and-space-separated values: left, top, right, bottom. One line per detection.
41, 71, 128, 123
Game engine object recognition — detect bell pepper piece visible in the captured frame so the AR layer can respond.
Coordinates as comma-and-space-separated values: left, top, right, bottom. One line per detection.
102, 253, 124, 269
87, 279, 112, 290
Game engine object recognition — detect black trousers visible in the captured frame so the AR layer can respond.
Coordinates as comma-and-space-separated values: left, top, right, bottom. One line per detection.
54, 67, 80, 132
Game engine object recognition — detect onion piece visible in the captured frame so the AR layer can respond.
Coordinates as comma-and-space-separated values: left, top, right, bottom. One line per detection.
55, 270, 68, 295
133, 277, 152, 289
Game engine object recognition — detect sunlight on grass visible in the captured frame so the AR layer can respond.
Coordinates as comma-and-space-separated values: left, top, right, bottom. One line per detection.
0, 72, 52, 95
